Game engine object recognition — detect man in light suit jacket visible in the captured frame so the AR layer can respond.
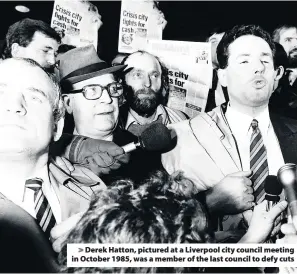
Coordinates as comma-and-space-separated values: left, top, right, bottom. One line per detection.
162, 24, 297, 235
0, 57, 104, 270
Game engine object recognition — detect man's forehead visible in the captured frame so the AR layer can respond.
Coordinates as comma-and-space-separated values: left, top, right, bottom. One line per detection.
71, 73, 115, 90
0, 58, 43, 70
126, 53, 161, 70
0, 59, 54, 92
32, 31, 59, 48
228, 35, 272, 56
280, 28, 297, 39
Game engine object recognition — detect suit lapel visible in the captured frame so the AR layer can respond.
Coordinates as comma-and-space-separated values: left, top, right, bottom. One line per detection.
189, 105, 242, 176
270, 112, 297, 164
48, 162, 96, 221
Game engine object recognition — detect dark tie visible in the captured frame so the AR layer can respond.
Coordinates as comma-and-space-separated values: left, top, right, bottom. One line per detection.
250, 119, 269, 203
25, 178, 56, 238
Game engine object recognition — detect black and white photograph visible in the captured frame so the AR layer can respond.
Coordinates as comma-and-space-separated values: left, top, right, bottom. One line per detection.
1, 0, 297, 273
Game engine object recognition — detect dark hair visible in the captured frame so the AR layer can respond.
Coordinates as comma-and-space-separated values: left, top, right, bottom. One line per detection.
59, 171, 213, 273
217, 24, 277, 69
206, 27, 227, 42
3, 18, 61, 59
272, 24, 297, 43
122, 50, 170, 105
274, 42, 288, 70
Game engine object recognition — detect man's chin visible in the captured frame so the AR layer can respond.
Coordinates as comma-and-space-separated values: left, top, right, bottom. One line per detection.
131, 106, 158, 117
0, 146, 27, 156
288, 55, 297, 68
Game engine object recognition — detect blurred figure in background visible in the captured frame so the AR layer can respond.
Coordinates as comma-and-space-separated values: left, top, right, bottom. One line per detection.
2, 18, 60, 73
273, 24, 297, 119
205, 28, 228, 112
111, 52, 128, 67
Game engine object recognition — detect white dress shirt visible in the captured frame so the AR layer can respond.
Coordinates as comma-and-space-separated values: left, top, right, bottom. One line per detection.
0, 166, 62, 224
225, 105, 285, 175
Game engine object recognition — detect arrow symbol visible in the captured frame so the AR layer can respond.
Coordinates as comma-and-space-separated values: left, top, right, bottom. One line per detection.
78, 248, 83, 253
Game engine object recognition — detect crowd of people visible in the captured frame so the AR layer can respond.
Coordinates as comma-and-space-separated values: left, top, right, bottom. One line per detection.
1, 2, 297, 273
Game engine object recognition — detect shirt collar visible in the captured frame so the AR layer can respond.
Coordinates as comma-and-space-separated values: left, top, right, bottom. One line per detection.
226, 103, 270, 136
125, 105, 168, 129
73, 128, 113, 141
0, 165, 50, 203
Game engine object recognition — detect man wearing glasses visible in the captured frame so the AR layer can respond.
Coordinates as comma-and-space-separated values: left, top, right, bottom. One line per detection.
59, 45, 134, 184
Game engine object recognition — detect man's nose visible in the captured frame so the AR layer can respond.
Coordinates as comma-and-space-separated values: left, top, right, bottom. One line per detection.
47, 54, 56, 66
4, 93, 27, 115
254, 60, 265, 74
99, 89, 112, 104
292, 38, 297, 47
143, 75, 152, 88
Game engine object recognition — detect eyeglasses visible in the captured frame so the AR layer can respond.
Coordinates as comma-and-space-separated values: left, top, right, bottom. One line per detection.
70, 82, 124, 100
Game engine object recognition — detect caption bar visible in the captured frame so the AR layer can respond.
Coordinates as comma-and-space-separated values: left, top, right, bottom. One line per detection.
67, 244, 297, 268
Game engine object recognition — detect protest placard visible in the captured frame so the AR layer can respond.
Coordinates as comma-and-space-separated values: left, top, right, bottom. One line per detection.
146, 39, 213, 117
118, 0, 163, 53
51, 0, 100, 49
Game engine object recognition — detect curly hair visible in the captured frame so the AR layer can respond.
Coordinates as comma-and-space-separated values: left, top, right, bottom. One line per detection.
59, 171, 213, 273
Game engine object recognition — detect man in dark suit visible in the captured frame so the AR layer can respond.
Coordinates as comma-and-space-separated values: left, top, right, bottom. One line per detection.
162, 24, 296, 235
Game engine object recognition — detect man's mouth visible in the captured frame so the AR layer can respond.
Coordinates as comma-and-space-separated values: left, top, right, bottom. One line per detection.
252, 78, 267, 89
290, 49, 297, 57
96, 109, 114, 115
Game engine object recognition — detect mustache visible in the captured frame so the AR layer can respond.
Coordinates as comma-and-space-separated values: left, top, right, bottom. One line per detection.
289, 48, 297, 55
135, 88, 157, 95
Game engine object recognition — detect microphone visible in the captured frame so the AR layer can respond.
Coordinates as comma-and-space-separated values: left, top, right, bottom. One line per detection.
265, 175, 283, 243
122, 123, 172, 153
264, 175, 283, 211
277, 163, 297, 226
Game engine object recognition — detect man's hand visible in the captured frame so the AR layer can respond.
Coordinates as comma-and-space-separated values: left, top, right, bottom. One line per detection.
205, 170, 255, 215
240, 200, 288, 243
276, 223, 297, 244
50, 212, 84, 253
277, 223, 297, 273
76, 138, 130, 176
53, 156, 75, 174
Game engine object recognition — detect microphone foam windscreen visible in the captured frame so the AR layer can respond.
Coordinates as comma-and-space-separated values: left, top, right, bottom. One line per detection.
264, 175, 283, 195
140, 123, 172, 151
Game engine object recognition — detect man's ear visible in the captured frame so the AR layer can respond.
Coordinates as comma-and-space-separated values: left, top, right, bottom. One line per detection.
217, 68, 227, 87
275, 66, 285, 81
53, 117, 64, 142
11, 43, 22, 58
62, 94, 73, 114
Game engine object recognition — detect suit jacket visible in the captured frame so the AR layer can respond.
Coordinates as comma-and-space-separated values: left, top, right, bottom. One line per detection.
0, 161, 104, 272
48, 160, 105, 221
162, 104, 297, 230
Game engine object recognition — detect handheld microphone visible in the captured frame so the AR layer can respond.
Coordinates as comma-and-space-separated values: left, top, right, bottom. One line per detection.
264, 175, 283, 211
122, 123, 172, 153
277, 163, 297, 225
265, 175, 283, 243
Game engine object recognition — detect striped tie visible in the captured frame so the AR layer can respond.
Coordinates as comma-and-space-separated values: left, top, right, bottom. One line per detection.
25, 178, 56, 238
250, 119, 269, 203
